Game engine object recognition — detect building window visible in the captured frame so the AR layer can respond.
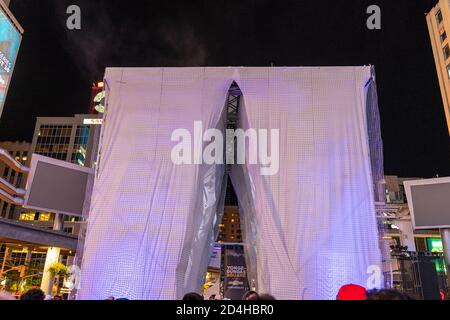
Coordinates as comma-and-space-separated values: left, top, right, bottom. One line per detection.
63, 227, 74, 234
39, 213, 51, 221
437, 10, 443, 24
415, 237, 427, 252
441, 31, 448, 42
36, 125, 73, 161
443, 45, 450, 60
16, 173, 23, 186
10, 251, 27, 266
72, 125, 90, 166
20, 213, 37, 221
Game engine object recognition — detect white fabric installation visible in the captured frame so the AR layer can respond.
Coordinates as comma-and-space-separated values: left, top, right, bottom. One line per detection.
79, 67, 382, 300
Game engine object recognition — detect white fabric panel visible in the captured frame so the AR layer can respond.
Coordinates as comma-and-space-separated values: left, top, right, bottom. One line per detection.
79, 67, 381, 300
231, 67, 381, 300
79, 68, 231, 299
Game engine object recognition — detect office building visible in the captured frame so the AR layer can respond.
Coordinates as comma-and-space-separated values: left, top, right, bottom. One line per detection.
30, 114, 101, 167
1, 114, 101, 296
0, 141, 30, 219
426, 0, 450, 135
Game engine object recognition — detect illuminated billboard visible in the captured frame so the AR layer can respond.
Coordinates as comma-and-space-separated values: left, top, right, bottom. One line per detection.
427, 238, 444, 253
404, 177, 450, 229
0, 3, 22, 117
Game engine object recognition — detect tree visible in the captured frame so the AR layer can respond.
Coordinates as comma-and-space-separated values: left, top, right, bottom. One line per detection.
47, 262, 70, 295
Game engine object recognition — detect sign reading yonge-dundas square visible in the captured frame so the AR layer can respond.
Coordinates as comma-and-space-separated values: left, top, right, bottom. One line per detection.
171, 121, 280, 176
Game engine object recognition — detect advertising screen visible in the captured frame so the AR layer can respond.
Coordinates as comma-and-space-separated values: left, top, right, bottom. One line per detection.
404, 177, 450, 229
24, 154, 94, 217
0, 4, 21, 116
426, 238, 444, 253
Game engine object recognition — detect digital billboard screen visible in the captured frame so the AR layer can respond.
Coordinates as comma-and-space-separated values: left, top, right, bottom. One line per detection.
0, 4, 21, 116
404, 177, 450, 229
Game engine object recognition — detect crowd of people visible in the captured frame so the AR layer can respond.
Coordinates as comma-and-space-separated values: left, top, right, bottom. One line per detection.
0, 284, 414, 301
182, 291, 277, 301
184, 284, 414, 301
0, 288, 67, 300
336, 284, 413, 300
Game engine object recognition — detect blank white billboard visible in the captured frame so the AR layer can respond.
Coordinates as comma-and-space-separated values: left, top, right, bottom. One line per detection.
24, 154, 93, 217
404, 177, 450, 229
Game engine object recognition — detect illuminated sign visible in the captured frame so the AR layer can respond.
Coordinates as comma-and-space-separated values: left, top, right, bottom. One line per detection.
0, 4, 22, 117
83, 119, 103, 125
94, 91, 105, 113
427, 238, 444, 253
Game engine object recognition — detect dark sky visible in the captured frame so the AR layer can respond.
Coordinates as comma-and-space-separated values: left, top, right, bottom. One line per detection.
0, 0, 449, 178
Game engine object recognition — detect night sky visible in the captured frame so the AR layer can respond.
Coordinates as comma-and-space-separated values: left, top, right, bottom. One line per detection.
0, 0, 449, 178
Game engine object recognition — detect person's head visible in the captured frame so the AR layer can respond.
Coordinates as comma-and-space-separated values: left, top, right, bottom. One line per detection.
242, 291, 259, 300
52, 295, 62, 301
182, 292, 204, 301
366, 289, 413, 300
257, 293, 276, 300
336, 284, 367, 300
20, 288, 45, 301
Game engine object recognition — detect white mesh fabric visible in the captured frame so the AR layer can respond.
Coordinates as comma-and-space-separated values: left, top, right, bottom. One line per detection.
79, 67, 382, 300
230, 67, 381, 299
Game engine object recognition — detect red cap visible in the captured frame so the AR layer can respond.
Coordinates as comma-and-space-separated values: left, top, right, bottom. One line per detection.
336, 284, 367, 300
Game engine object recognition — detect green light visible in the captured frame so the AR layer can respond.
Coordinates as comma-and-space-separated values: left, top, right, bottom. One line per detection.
427, 238, 444, 253
94, 91, 106, 113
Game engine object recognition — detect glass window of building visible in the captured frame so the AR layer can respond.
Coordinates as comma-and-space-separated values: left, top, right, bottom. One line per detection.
1, 202, 8, 216
10, 251, 26, 266
20, 213, 37, 221
437, 10, 443, 24
36, 125, 73, 161
415, 237, 427, 252
441, 30, 447, 42
443, 44, 450, 60
72, 125, 90, 166
39, 213, 51, 221
17, 172, 23, 185
63, 227, 74, 234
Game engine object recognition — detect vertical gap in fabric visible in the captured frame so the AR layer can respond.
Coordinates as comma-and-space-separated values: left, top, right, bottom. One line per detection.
366, 67, 392, 288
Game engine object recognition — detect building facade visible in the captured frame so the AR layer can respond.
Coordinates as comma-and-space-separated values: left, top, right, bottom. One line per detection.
426, 0, 450, 135
1, 114, 101, 296
30, 114, 101, 167
0, 141, 30, 219
16, 114, 101, 231
382, 175, 441, 252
